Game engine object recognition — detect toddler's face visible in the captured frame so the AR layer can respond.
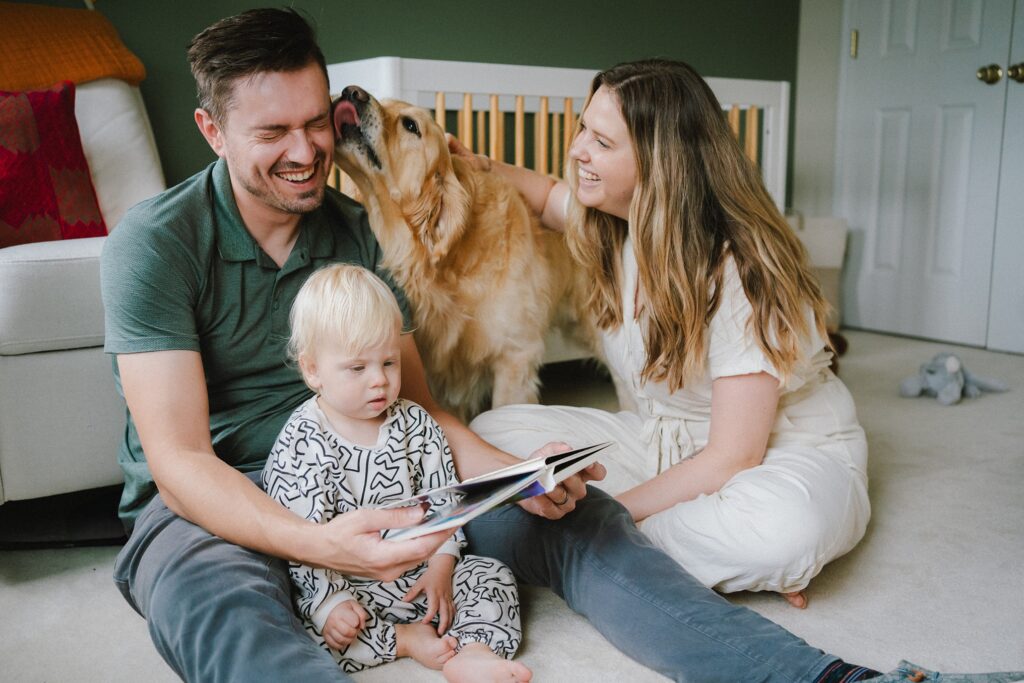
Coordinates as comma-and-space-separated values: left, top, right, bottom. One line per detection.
303, 332, 402, 427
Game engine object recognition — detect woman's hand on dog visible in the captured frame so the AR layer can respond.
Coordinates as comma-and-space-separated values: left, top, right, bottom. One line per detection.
518, 441, 608, 520
446, 133, 492, 171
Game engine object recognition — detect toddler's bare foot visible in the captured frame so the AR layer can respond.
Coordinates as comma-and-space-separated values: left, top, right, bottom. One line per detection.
442, 642, 532, 683
783, 590, 808, 609
395, 623, 457, 670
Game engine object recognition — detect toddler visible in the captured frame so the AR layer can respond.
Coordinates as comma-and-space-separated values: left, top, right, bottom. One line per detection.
263, 264, 530, 682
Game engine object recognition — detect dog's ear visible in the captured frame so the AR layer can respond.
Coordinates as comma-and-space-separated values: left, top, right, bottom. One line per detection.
403, 157, 471, 266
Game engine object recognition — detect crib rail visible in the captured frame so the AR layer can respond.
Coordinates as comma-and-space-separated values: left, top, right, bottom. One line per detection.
327, 56, 789, 210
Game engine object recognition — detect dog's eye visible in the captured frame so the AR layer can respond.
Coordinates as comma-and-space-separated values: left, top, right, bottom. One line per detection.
401, 117, 421, 137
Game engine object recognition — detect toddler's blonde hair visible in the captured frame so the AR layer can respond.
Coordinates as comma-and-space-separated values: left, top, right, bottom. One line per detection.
288, 264, 403, 363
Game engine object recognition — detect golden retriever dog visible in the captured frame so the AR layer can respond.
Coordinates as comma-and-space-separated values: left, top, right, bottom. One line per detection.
332, 85, 587, 420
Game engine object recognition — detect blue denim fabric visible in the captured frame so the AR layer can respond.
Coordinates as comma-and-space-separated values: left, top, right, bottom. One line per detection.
872, 661, 1024, 683
465, 485, 836, 683
113, 473, 348, 683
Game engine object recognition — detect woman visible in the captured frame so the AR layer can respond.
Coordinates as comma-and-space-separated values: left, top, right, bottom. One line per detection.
459, 58, 870, 608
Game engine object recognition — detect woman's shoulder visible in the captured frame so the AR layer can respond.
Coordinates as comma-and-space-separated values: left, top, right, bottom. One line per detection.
713, 251, 749, 314
705, 251, 781, 374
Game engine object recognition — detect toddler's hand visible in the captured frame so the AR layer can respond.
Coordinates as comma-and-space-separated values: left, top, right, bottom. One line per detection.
403, 553, 456, 635
323, 599, 368, 650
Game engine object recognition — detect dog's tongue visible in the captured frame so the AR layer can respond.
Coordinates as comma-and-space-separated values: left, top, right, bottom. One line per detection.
333, 100, 360, 135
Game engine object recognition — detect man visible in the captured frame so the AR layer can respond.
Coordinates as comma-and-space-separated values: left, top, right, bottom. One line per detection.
102, 8, 991, 683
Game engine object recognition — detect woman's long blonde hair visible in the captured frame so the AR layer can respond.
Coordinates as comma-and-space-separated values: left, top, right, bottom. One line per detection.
565, 59, 829, 391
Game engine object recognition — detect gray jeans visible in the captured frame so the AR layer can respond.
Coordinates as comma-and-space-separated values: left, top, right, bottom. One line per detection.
114, 476, 836, 682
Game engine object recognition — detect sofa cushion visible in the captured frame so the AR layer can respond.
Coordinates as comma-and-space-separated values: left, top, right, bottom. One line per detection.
76, 79, 165, 230
0, 80, 107, 248
0, 236, 105, 356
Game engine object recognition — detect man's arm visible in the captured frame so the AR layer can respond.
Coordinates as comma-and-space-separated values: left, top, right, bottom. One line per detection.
396, 334, 606, 519
117, 349, 451, 581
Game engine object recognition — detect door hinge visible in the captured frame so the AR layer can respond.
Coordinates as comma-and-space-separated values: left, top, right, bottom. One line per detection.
850, 29, 859, 59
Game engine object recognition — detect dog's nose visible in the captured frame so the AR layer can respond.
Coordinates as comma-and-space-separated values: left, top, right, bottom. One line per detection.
341, 85, 370, 104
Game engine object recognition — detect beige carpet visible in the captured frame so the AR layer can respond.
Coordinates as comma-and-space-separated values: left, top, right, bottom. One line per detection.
1, 330, 1021, 681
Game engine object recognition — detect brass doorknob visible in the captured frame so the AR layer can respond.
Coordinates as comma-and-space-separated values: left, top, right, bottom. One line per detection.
1008, 63, 1024, 83
977, 64, 1003, 84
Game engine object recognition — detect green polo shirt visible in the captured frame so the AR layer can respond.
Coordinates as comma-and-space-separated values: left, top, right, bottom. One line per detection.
101, 158, 412, 529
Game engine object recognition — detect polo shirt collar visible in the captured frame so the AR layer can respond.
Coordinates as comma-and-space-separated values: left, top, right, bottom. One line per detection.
213, 159, 257, 262
212, 158, 336, 264
301, 196, 338, 259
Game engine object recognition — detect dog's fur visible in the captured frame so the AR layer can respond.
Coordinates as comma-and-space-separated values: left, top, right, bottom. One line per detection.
332, 87, 589, 420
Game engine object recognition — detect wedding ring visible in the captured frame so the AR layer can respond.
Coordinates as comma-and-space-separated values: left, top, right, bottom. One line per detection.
551, 489, 570, 506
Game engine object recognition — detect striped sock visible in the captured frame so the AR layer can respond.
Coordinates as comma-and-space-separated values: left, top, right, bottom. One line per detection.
813, 659, 883, 683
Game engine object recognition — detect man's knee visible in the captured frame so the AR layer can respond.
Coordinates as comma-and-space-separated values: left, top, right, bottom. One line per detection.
562, 484, 635, 533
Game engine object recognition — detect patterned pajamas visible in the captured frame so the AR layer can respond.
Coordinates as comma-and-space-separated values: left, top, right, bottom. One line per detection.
263, 398, 521, 672
314, 554, 519, 672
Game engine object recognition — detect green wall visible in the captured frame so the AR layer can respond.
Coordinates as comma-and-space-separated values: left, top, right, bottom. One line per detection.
29, 0, 800, 194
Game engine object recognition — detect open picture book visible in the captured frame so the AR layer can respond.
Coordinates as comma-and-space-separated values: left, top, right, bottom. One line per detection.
381, 442, 614, 542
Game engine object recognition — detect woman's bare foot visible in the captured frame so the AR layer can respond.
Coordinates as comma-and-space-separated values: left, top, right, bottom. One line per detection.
395, 623, 458, 670
442, 642, 532, 683
783, 590, 808, 609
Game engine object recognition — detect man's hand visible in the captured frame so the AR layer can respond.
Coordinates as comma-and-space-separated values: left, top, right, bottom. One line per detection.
322, 599, 368, 650
402, 553, 457, 634
517, 442, 607, 520
315, 506, 456, 581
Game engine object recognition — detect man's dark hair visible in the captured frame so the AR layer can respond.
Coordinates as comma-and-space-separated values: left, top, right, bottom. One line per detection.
187, 7, 328, 124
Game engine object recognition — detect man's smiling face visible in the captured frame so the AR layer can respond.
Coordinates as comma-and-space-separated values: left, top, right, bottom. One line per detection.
213, 62, 334, 219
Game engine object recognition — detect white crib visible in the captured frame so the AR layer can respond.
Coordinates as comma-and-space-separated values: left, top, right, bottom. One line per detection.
326, 56, 789, 211
325, 57, 791, 363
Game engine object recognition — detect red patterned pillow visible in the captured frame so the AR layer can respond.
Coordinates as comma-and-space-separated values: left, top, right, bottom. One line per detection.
0, 81, 106, 248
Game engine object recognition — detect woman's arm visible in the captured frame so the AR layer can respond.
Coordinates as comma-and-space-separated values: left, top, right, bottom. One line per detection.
615, 372, 780, 522
447, 134, 570, 232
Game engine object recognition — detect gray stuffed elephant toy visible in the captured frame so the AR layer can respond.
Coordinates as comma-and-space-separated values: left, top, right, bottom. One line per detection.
899, 352, 1008, 406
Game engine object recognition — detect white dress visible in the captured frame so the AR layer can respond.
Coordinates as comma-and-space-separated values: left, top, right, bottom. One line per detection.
470, 238, 870, 594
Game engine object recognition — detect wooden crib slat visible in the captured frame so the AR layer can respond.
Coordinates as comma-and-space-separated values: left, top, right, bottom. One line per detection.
459, 93, 473, 146
536, 96, 549, 175
434, 92, 445, 130
744, 105, 759, 162
476, 109, 486, 155
497, 99, 506, 162
728, 105, 741, 138
489, 95, 500, 160
552, 114, 562, 178
514, 96, 525, 167
456, 95, 465, 143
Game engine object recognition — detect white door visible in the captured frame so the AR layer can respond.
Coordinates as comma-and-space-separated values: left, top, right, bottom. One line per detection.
835, 0, 1013, 345
986, 6, 1024, 353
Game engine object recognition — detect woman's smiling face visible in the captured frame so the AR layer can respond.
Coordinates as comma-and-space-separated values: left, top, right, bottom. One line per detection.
568, 85, 638, 220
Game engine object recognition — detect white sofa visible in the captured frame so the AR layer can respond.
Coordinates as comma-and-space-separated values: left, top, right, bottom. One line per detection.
0, 78, 165, 504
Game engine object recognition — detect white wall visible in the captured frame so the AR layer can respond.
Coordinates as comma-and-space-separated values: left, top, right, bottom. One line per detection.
791, 0, 843, 217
